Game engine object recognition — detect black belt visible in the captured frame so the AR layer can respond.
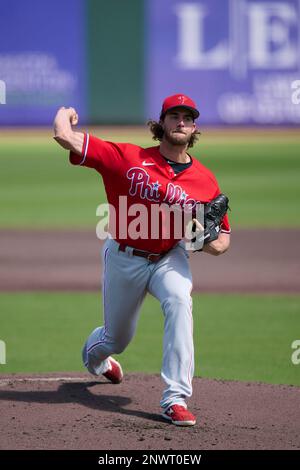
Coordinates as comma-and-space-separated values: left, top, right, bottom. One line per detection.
118, 244, 168, 263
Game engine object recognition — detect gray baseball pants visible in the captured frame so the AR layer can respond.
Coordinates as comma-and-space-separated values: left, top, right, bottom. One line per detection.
82, 237, 194, 410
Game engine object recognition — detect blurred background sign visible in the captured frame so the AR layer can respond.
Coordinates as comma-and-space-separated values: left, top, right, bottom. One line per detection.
0, 0, 300, 124
146, 0, 300, 124
0, 0, 87, 125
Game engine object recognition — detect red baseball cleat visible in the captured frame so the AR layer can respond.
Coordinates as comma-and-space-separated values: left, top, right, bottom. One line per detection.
162, 404, 196, 426
102, 357, 123, 384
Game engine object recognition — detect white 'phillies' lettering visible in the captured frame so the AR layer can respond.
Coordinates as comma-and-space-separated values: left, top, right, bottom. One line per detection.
126, 167, 160, 202
164, 182, 197, 210
126, 167, 197, 210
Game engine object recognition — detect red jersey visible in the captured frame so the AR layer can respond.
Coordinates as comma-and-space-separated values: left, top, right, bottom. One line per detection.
70, 134, 231, 253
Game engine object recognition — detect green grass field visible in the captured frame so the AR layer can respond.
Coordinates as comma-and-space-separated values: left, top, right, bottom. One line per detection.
1, 131, 300, 228
1, 292, 299, 386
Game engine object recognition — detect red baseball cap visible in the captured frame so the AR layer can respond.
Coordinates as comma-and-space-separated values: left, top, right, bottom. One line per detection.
160, 94, 200, 119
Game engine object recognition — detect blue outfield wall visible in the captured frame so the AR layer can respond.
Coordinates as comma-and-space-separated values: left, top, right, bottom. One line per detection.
0, 0, 87, 126
0, 0, 300, 125
146, 0, 300, 125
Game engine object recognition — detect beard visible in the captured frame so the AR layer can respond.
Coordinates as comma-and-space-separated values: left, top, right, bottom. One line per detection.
164, 129, 191, 146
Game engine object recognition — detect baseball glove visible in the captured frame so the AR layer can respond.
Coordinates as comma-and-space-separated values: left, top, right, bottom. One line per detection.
192, 193, 229, 247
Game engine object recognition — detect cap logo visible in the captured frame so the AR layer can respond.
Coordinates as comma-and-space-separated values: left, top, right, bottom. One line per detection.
178, 95, 186, 104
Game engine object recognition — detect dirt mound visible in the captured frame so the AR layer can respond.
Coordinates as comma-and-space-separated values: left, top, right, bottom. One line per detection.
0, 373, 299, 450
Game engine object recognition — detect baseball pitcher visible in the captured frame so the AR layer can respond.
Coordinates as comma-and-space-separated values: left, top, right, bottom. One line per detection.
53, 94, 231, 426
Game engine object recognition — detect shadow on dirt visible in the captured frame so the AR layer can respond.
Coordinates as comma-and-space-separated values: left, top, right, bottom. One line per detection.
0, 381, 163, 424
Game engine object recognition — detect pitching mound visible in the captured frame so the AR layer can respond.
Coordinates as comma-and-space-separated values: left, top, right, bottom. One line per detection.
0, 373, 299, 450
